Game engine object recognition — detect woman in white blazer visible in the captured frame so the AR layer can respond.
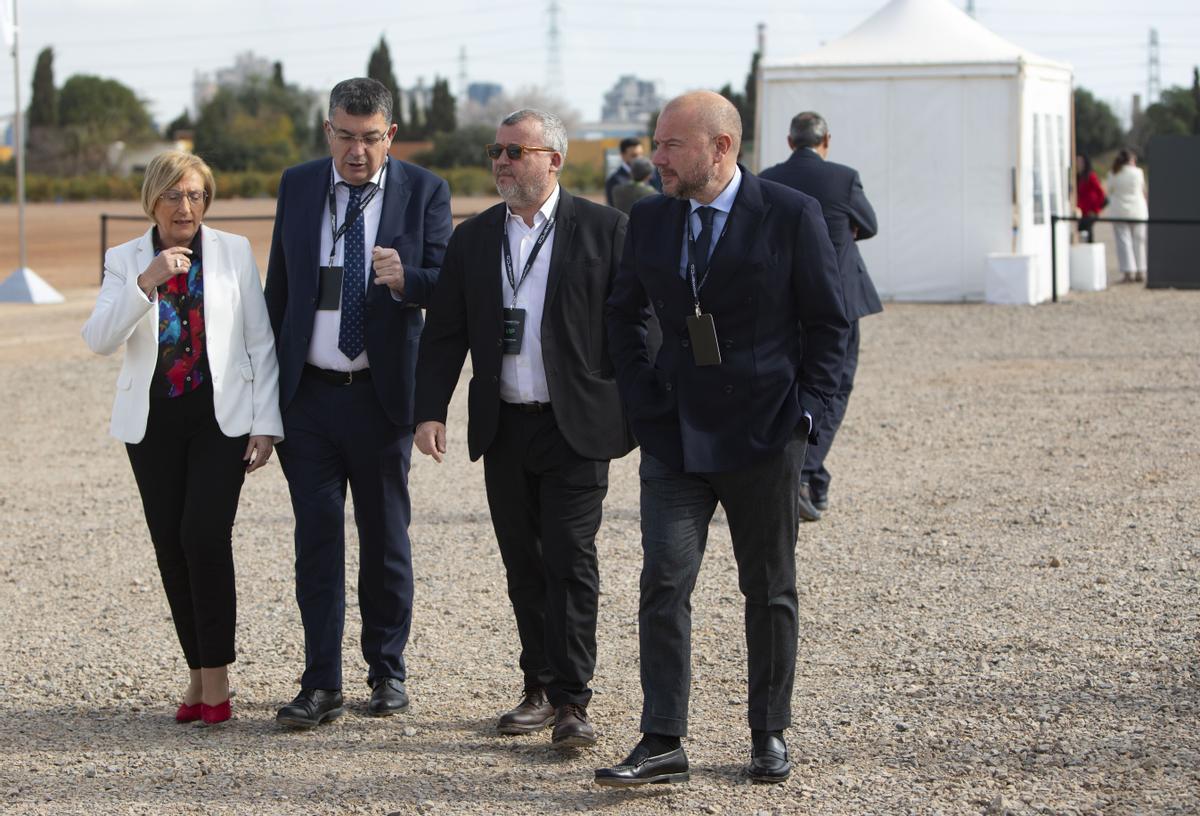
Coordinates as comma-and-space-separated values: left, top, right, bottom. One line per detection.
82, 151, 282, 726
1105, 148, 1149, 283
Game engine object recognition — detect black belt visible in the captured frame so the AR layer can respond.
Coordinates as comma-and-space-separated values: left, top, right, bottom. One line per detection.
304, 364, 371, 385
502, 401, 552, 413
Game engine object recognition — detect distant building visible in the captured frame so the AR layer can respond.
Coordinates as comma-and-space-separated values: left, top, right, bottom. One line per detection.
193, 51, 274, 114
601, 75, 663, 124
467, 82, 503, 107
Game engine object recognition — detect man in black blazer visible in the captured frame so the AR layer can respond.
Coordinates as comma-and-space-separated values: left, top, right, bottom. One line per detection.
414, 109, 634, 750
760, 111, 883, 521
264, 78, 452, 727
596, 91, 850, 787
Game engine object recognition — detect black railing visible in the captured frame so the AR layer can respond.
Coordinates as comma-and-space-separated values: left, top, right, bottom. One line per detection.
1049, 214, 1200, 303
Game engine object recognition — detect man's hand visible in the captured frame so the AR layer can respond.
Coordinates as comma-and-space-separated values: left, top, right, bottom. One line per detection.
415, 421, 447, 463
372, 246, 405, 296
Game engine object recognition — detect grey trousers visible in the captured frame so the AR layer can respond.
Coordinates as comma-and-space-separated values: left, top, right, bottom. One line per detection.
637, 437, 806, 736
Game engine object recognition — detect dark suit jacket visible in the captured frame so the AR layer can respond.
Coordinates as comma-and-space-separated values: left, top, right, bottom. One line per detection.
606, 168, 850, 474
264, 156, 452, 426
759, 149, 883, 321
414, 188, 636, 463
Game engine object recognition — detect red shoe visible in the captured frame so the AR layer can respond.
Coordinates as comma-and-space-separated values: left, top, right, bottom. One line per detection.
176, 702, 203, 723
201, 699, 231, 725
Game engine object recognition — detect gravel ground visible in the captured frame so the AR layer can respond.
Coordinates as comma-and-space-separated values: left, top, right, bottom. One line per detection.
1, 278, 1197, 815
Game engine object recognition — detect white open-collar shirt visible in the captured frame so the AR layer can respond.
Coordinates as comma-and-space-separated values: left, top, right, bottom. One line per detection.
308, 162, 386, 372
499, 183, 560, 404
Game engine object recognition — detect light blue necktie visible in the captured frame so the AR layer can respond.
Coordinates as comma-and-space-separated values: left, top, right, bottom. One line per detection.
337, 184, 366, 360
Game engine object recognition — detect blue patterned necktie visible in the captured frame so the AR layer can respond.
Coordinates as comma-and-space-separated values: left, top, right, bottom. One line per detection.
337, 183, 367, 360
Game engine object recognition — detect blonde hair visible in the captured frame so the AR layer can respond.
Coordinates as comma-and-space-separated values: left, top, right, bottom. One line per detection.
140, 150, 215, 220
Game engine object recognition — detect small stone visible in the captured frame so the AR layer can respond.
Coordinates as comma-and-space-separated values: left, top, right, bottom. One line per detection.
403, 726, 417, 737
1048, 556, 1061, 568
895, 722, 910, 732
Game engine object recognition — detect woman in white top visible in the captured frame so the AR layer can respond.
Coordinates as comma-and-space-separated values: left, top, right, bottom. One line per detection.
82, 151, 283, 726
1105, 148, 1149, 282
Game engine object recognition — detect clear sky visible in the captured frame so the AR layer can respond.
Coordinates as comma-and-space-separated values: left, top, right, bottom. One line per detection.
2, 0, 1197, 131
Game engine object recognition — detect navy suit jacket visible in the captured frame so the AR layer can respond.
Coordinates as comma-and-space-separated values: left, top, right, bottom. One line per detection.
264, 157, 452, 426
606, 168, 851, 473
759, 149, 883, 321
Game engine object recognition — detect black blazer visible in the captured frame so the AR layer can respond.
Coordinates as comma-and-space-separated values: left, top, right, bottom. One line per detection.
759, 149, 883, 321
606, 168, 850, 474
414, 188, 636, 463
264, 157, 453, 426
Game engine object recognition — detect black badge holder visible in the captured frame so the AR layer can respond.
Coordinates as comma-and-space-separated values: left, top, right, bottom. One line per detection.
316, 266, 343, 310
500, 206, 557, 355
686, 312, 722, 366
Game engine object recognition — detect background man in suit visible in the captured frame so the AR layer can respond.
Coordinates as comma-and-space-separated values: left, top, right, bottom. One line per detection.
760, 112, 883, 522
264, 77, 452, 728
612, 158, 658, 216
413, 109, 633, 750
604, 136, 662, 207
596, 91, 850, 787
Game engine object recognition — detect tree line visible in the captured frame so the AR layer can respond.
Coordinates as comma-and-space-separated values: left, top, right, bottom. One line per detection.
15, 37, 458, 176
1075, 70, 1200, 167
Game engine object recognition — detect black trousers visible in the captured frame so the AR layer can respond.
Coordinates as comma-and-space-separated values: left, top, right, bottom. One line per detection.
803, 319, 861, 497
276, 371, 414, 690
638, 437, 805, 736
125, 383, 248, 669
482, 403, 609, 708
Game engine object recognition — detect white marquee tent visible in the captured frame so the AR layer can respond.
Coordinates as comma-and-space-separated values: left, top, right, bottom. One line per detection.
756, 0, 1074, 301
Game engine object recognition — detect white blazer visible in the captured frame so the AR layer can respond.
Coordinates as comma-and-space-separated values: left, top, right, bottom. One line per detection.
82, 225, 284, 445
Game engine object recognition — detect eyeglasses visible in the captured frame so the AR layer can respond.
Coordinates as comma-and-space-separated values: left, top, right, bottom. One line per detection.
485, 143, 557, 160
332, 130, 388, 147
160, 190, 207, 205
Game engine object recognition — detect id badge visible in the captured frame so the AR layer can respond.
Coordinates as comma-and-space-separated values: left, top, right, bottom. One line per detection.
316, 266, 343, 310
686, 312, 722, 366
502, 307, 527, 354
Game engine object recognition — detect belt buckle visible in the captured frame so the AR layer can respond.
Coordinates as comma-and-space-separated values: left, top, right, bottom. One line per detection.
344, 369, 354, 385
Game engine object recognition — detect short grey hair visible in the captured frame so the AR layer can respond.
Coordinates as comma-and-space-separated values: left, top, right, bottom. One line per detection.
329, 77, 393, 125
501, 108, 568, 164
630, 157, 653, 182
789, 111, 828, 149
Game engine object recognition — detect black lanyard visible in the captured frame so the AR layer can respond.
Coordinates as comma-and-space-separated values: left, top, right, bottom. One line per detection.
685, 207, 727, 316
501, 205, 558, 309
327, 166, 385, 268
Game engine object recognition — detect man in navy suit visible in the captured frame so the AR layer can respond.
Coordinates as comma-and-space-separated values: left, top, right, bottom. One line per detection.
760, 111, 883, 521
596, 91, 850, 787
264, 77, 452, 727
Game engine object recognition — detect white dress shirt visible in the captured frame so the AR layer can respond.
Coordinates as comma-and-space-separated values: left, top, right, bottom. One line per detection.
308, 162, 386, 372
679, 165, 743, 279
499, 184, 560, 404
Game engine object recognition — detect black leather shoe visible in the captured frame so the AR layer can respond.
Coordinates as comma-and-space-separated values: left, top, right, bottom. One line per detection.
798, 483, 822, 522
367, 677, 409, 716
813, 492, 829, 512
552, 703, 596, 749
276, 689, 344, 729
594, 743, 689, 787
497, 688, 555, 735
746, 733, 792, 783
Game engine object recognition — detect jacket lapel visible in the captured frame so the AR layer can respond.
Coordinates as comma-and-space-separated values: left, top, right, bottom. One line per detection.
543, 187, 576, 311
702, 167, 770, 303
474, 204, 507, 321
368, 157, 409, 307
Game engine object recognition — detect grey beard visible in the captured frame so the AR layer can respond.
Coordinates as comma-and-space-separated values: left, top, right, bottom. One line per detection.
669, 164, 717, 201
495, 177, 544, 210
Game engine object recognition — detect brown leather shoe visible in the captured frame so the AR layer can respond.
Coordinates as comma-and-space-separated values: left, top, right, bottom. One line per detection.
496, 688, 554, 735
552, 703, 597, 749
